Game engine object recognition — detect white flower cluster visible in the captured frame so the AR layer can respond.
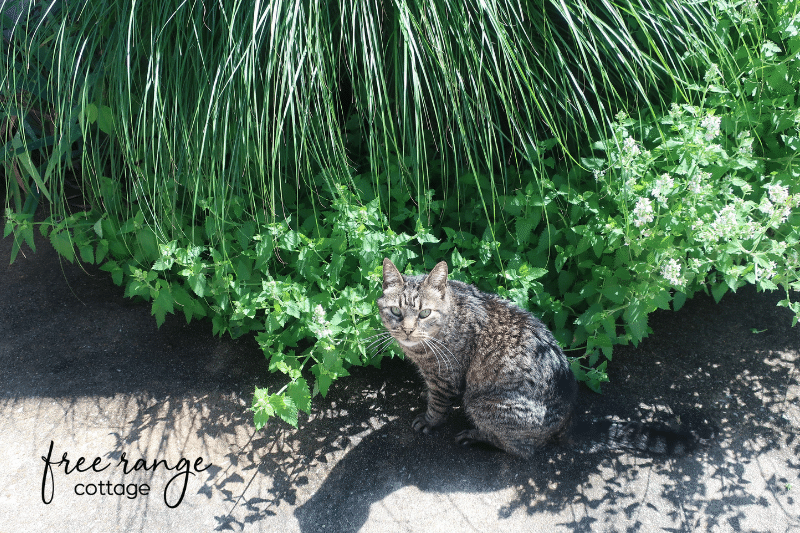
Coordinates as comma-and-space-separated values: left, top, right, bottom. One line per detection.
711, 204, 739, 238
701, 115, 721, 141
704, 64, 723, 83
767, 183, 789, 204
660, 258, 683, 286
593, 169, 607, 182
760, 183, 799, 225
742, 0, 759, 16
669, 102, 683, 120
756, 260, 777, 281
623, 136, 641, 158
651, 173, 675, 205
633, 197, 654, 227
688, 171, 710, 195
313, 304, 333, 339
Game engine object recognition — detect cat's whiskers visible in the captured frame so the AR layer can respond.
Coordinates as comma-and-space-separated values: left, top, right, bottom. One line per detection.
421, 339, 445, 373
365, 332, 393, 351
371, 339, 395, 359
364, 336, 391, 351
428, 336, 460, 369
362, 331, 392, 344
422, 337, 457, 374
420, 334, 460, 370
365, 332, 395, 358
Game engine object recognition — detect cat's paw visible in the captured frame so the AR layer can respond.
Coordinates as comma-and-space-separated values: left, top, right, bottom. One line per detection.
454, 429, 485, 447
411, 413, 440, 434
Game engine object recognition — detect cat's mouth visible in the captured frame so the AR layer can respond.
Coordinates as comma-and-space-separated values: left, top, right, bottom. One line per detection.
394, 335, 420, 348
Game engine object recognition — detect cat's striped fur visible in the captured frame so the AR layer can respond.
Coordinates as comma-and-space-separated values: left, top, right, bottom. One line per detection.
378, 258, 705, 458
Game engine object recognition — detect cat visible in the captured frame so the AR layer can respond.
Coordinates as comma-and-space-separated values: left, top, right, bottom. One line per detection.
376, 258, 707, 458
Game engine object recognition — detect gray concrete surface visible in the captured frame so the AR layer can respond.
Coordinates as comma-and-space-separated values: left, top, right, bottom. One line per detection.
1, 225, 799, 532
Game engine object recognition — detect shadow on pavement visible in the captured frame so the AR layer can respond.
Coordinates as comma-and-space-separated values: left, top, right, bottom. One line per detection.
1, 219, 798, 532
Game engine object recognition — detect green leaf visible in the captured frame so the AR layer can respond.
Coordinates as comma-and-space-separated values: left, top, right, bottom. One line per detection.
236, 257, 253, 282
100, 260, 124, 286
590, 332, 614, 359
711, 283, 728, 303
569, 359, 587, 382
601, 283, 626, 304
92, 218, 104, 238
287, 378, 311, 414
653, 290, 671, 311
96, 105, 115, 135
284, 299, 304, 319
152, 256, 174, 270
450, 247, 475, 270
151, 287, 174, 327
592, 239, 605, 258
280, 230, 300, 251
672, 291, 687, 312
311, 364, 334, 397
79, 245, 94, 264
171, 284, 196, 323
269, 351, 303, 380
575, 303, 602, 330
253, 408, 271, 431
84, 103, 98, 125
623, 300, 648, 346
189, 273, 207, 298
3, 216, 12, 239
252, 387, 275, 430
136, 228, 159, 262
50, 230, 75, 263
270, 393, 299, 427
516, 217, 536, 245
95, 240, 108, 264
17, 222, 36, 256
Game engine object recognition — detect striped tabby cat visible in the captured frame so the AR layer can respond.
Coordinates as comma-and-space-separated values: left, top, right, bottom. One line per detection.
377, 258, 703, 458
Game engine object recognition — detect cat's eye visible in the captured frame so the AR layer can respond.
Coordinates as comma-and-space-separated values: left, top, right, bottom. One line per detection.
390, 306, 402, 317
418, 309, 431, 319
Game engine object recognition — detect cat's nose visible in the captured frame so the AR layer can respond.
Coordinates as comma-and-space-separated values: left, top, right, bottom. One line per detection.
400, 325, 415, 337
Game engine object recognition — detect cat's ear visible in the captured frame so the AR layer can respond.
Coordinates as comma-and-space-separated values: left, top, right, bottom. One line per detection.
423, 261, 448, 297
382, 258, 404, 292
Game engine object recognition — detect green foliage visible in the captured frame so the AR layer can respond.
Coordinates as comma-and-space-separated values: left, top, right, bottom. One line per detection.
3, 0, 799, 428
6, 184, 440, 428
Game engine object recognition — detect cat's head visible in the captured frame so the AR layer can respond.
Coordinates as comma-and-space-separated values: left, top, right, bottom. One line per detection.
377, 258, 451, 348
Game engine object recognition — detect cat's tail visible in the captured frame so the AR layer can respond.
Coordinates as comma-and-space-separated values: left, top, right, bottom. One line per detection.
570, 417, 716, 455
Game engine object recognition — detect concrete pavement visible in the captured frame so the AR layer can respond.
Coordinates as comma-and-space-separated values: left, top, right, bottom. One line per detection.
1, 226, 799, 532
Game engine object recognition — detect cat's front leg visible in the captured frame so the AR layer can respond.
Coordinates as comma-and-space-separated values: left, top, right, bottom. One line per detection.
412, 412, 443, 433
412, 386, 456, 433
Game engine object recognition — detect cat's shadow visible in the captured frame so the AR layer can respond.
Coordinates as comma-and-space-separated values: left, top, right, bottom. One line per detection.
292, 406, 702, 532
290, 359, 701, 532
